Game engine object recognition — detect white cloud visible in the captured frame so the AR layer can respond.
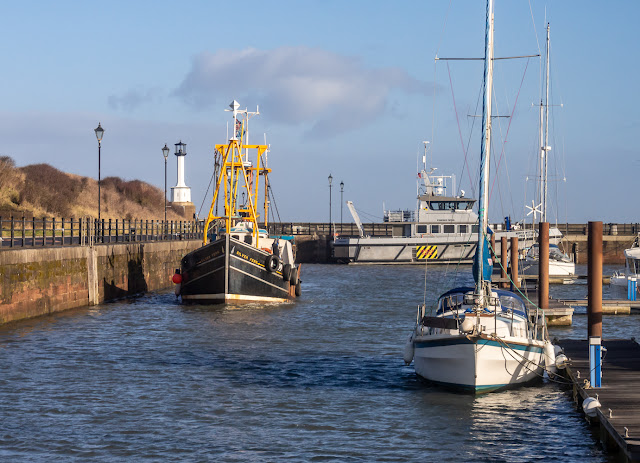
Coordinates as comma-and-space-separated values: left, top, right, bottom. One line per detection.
173, 46, 433, 138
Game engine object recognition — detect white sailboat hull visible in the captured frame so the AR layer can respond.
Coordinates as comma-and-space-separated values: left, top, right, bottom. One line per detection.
413, 334, 545, 393
521, 259, 576, 277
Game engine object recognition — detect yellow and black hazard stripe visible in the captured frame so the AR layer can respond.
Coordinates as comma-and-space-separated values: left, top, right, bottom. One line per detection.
416, 245, 438, 260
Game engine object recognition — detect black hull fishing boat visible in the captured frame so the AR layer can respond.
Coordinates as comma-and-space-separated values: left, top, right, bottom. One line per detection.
177, 101, 300, 303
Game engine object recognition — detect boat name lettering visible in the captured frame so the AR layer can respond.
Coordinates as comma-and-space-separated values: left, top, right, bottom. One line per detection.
235, 249, 263, 266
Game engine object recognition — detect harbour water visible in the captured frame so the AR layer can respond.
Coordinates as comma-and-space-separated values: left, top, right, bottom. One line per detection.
0, 264, 635, 462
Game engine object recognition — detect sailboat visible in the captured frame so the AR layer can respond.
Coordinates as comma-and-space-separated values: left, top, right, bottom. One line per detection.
404, 0, 557, 393
177, 101, 301, 303
521, 23, 576, 279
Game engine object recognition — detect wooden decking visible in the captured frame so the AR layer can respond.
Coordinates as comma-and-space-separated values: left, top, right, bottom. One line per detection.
560, 339, 640, 461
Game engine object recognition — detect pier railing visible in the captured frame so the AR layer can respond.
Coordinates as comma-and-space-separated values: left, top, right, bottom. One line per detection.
265, 222, 640, 237
0, 216, 204, 248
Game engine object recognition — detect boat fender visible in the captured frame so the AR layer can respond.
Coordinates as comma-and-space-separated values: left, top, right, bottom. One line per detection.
290, 266, 298, 285
544, 341, 557, 374
555, 353, 568, 370
460, 316, 475, 333
554, 344, 563, 357
403, 333, 415, 365
295, 281, 301, 297
265, 255, 279, 272
582, 396, 601, 417
174, 283, 181, 296
282, 264, 292, 281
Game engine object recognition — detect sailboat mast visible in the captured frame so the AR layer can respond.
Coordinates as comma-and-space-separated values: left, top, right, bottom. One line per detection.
475, 0, 494, 296
542, 22, 550, 222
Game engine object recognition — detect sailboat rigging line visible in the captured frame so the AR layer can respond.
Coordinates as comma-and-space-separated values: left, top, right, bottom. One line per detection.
489, 58, 532, 203
197, 150, 221, 219
447, 62, 475, 194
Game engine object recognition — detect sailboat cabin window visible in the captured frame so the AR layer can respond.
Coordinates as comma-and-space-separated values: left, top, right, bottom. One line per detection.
459, 225, 468, 233
443, 225, 455, 233
472, 225, 479, 233
416, 225, 427, 234
431, 225, 440, 234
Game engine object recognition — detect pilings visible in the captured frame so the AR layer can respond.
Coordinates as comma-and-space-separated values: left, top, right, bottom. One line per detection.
510, 236, 519, 289
500, 237, 508, 289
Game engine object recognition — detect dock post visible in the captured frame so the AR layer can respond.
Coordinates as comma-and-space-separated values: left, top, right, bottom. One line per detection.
510, 237, 519, 289
629, 277, 637, 302
500, 237, 508, 289
539, 222, 549, 309
588, 221, 603, 388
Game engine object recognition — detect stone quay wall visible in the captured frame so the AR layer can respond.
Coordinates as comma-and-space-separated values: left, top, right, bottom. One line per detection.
0, 240, 201, 325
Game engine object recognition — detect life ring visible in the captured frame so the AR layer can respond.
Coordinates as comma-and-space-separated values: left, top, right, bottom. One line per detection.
261, 248, 272, 254
265, 254, 279, 272
282, 264, 292, 281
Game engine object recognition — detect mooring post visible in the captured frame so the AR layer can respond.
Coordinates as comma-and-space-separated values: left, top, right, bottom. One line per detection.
510, 236, 519, 289
539, 222, 549, 310
629, 277, 637, 302
501, 236, 508, 289
588, 221, 603, 388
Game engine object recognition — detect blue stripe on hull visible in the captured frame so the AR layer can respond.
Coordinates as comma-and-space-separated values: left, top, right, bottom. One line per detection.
414, 337, 544, 354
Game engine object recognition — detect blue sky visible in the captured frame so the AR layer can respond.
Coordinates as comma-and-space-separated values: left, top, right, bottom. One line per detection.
1, 1, 638, 224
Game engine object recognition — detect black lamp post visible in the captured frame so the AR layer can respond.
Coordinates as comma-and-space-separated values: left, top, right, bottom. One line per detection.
328, 174, 333, 237
94, 123, 104, 222
340, 181, 344, 234
162, 143, 170, 235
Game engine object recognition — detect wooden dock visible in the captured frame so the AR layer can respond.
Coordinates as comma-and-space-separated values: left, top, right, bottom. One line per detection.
560, 339, 640, 461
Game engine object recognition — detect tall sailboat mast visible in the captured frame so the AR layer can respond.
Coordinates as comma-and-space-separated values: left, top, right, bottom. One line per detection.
475, 0, 495, 297
542, 23, 551, 222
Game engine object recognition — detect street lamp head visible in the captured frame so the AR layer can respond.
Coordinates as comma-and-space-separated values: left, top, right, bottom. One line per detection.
162, 143, 170, 159
94, 122, 104, 142
340, 181, 344, 191
328, 173, 333, 185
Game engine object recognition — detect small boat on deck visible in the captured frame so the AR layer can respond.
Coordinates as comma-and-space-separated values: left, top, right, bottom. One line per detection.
177, 101, 301, 303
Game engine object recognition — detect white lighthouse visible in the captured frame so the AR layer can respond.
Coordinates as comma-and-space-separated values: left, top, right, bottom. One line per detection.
170, 141, 195, 217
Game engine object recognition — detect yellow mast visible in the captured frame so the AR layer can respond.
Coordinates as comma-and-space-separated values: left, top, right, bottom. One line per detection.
202, 101, 271, 247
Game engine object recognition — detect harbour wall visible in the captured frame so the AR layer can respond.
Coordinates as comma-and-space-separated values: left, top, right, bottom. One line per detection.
0, 240, 201, 325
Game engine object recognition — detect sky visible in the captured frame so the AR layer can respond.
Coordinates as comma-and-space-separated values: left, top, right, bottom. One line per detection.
1, 0, 638, 224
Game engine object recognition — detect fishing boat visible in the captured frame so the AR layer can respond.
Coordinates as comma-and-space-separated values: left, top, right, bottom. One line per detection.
177, 101, 301, 303
404, 0, 559, 393
520, 23, 575, 279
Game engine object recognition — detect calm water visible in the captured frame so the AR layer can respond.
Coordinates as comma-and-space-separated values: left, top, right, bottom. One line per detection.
1, 263, 635, 462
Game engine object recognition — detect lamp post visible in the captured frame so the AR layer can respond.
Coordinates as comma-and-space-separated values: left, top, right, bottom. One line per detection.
328, 174, 333, 238
94, 123, 104, 222
162, 143, 170, 237
340, 181, 344, 234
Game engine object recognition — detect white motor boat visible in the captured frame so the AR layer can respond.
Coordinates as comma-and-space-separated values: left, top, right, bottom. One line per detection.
404, 0, 559, 393
520, 244, 576, 279
610, 235, 640, 291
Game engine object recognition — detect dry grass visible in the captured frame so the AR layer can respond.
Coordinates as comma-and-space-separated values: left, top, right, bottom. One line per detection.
0, 156, 188, 220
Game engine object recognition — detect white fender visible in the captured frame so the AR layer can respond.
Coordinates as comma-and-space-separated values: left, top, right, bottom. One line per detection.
403, 333, 415, 365
460, 316, 475, 333
174, 283, 181, 296
582, 396, 601, 417
555, 353, 568, 370
544, 341, 557, 374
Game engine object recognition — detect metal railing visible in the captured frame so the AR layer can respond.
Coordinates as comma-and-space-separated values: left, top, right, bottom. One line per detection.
265, 222, 640, 238
0, 216, 204, 248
